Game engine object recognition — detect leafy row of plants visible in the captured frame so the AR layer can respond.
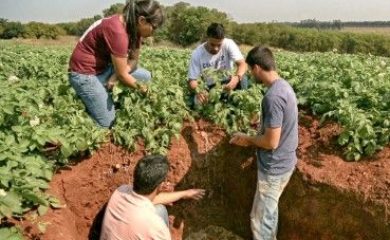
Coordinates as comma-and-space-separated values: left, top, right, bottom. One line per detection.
277, 51, 390, 160
0, 43, 389, 238
0, 44, 107, 237
112, 49, 262, 154
112, 49, 191, 154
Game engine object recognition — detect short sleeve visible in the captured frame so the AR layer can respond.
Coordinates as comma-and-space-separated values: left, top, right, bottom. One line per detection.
188, 50, 201, 80
102, 23, 128, 58
263, 95, 285, 128
226, 39, 244, 62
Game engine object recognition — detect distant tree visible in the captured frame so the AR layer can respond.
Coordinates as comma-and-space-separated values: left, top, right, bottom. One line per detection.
1, 21, 25, 39
333, 20, 342, 30
23, 22, 46, 39
0, 18, 7, 36
20, 22, 63, 39
166, 2, 231, 46
103, 3, 125, 17
59, 15, 102, 36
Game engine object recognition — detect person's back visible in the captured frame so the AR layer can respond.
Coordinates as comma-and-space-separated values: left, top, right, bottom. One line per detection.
100, 185, 170, 240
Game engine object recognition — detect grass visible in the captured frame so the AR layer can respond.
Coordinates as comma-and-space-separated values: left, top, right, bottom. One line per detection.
341, 27, 390, 36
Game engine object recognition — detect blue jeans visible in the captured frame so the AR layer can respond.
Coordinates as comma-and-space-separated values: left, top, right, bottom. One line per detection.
250, 169, 294, 240
69, 66, 151, 128
155, 204, 169, 227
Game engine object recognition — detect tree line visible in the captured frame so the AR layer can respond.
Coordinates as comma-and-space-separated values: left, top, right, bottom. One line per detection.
287, 19, 390, 30
2, 2, 390, 57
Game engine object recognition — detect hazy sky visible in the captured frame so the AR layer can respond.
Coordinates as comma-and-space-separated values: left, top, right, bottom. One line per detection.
1, 0, 390, 23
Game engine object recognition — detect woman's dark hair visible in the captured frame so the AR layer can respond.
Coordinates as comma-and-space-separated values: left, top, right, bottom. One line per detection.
246, 46, 276, 71
123, 0, 164, 51
133, 155, 169, 195
206, 23, 225, 39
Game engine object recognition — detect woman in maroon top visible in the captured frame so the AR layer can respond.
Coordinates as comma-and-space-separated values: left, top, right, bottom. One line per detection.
69, 0, 164, 128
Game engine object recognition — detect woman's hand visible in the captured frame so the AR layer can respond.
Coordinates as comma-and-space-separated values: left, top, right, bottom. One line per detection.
137, 83, 148, 94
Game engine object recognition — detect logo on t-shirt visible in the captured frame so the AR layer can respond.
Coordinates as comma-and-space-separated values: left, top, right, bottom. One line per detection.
202, 55, 227, 70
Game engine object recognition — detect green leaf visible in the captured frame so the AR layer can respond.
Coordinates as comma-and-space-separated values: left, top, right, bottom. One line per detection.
60, 144, 73, 158
0, 226, 23, 240
20, 191, 48, 206
48, 196, 65, 209
0, 191, 23, 217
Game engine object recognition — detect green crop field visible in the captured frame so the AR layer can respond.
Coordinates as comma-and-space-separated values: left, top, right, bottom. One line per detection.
0, 41, 389, 238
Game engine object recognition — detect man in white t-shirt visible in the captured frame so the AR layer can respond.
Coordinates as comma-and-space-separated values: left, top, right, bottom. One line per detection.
188, 23, 248, 107
100, 155, 205, 240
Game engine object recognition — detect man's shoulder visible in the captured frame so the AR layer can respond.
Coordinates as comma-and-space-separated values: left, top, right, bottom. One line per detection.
270, 79, 294, 92
223, 38, 239, 47
191, 43, 206, 56
117, 184, 131, 192
264, 79, 296, 104
107, 184, 131, 202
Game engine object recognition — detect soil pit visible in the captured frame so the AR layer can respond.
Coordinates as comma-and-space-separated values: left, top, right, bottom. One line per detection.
13, 116, 390, 240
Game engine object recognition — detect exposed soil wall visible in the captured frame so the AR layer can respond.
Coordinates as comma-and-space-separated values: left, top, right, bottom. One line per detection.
15, 116, 390, 240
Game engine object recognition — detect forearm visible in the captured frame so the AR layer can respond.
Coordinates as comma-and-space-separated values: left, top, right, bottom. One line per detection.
127, 59, 138, 72
235, 61, 247, 78
246, 134, 275, 150
117, 72, 138, 88
153, 191, 188, 205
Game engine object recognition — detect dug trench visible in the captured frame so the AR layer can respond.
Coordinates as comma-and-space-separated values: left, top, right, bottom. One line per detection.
18, 114, 390, 240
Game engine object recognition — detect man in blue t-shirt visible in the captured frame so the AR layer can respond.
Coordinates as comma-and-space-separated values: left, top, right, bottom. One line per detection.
229, 46, 298, 240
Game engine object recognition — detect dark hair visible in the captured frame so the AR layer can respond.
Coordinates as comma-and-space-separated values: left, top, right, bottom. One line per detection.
123, 0, 164, 51
246, 46, 276, 71
133, 155, 169, 195
206, 23, 225, 39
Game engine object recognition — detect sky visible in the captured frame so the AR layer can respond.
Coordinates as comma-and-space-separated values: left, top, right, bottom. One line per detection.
0, 0, 390, 24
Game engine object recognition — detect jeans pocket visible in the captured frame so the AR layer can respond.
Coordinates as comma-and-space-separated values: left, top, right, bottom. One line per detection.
69, 72, 94, 93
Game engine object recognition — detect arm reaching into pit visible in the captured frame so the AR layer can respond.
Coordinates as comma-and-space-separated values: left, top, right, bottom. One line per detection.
153, 189, 206, 205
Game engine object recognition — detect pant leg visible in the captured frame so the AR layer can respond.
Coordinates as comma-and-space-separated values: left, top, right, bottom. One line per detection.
250, 170, 294, 240
189, 92, 197, 109
131, 67, 152, 83
69, 68, 115, 128
237, 74, 249, 90
154, 204, 169, 227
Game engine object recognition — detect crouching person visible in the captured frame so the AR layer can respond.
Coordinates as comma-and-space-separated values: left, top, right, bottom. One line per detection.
100, 155, 205, 240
